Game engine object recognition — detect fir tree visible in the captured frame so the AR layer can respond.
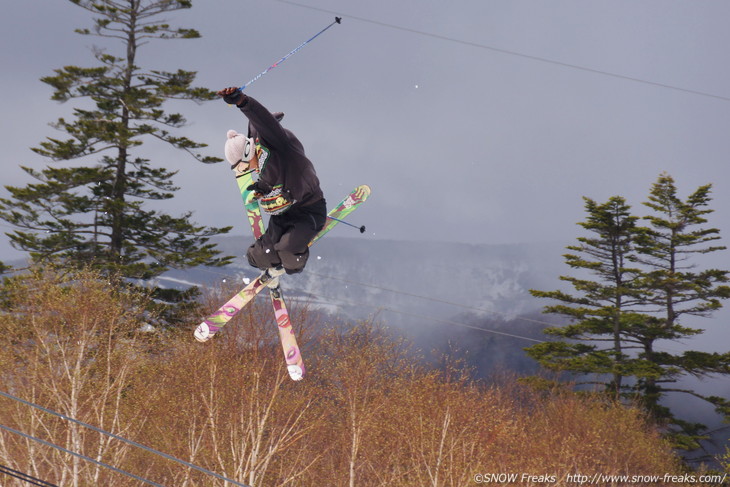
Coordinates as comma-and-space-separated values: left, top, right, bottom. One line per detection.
526, 196, 644, 395
529, 174, 730, 450
0, 0, 231, 284
632, 173, 730, 448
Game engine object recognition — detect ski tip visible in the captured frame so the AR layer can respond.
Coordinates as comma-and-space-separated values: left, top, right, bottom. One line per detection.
288, 365, 305, 381
354, 184, 371, 201
194, 322, 212, 342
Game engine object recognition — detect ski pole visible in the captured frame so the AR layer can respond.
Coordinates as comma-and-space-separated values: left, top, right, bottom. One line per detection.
327, 216, 366, 233
240, 17, 342, 91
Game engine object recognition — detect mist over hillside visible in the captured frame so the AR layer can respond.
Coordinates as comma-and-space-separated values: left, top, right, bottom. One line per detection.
163, 236, 566, 320
159, 236, 564, 318
159, 236, 568, 375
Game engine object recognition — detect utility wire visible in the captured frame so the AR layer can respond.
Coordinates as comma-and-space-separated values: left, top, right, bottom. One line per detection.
5, 259, 683, 351
273, 0, 730, 103
281, 292, 546, 343
0, 463, 57, 487
0, 423, 164, 487
200, 264, 558, 327
199, 265, 550, 343
306, 270, 555, 327
282, 287, 687, 353
208, 267, 689, 352
0, 390, 252, 487
192, 265, 556, 342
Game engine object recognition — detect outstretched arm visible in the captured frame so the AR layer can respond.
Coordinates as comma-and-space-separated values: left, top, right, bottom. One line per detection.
217, 87, 290, 150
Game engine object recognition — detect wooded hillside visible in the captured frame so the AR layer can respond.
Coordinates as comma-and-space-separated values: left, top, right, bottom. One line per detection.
0, 269, 701, 486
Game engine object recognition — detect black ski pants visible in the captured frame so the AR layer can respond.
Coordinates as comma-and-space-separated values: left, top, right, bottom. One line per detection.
246, 198, 327, 274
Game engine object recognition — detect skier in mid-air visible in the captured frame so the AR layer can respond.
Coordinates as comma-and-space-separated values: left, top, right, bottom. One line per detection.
217, 87, 326, 278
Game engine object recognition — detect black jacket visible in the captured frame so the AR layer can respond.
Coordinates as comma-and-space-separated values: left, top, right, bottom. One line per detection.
238, 95, 324, 207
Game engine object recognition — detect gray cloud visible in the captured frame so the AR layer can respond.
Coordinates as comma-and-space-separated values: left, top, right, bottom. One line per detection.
2, 0, 730, 258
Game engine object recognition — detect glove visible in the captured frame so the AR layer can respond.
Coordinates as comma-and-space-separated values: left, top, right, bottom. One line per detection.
246, 182, 266, 198
218, 87, 245, 106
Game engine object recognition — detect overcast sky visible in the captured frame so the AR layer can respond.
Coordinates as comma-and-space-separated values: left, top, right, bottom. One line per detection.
2, 0, 730, 261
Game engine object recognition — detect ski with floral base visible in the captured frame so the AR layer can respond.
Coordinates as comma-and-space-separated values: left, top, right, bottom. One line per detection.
193, 267, 287, 338
230, 162, 302, 380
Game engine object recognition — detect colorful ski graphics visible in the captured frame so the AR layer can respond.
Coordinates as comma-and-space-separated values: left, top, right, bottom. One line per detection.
310, 184, 371, 246
195, 184, 370, 380
193, 270, 278, 342
235, 162, 303, 380
234, 165, 265, 238
268, 285, 304, 380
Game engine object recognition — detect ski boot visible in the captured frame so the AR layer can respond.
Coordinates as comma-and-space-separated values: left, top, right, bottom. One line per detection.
260, 265, 285, 289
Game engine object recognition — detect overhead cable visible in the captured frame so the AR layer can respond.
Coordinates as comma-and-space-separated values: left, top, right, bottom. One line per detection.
0, 463, 57, 487
273, 0, 730, 103
0, 423, 164, 487
0, 390, 252, 487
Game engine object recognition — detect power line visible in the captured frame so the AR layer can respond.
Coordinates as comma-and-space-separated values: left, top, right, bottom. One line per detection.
0, 463, 57, 487
209, 267, 690, 352
0, 390, 252, 487
3, 259, 684, 350
194, 264, 556, 327
283, 292, 546, 343
191, 265, 556, 341
283, 287, 689, 353
0, 423, 164, 487
306, 270, 555, 327
198, 266, 550, 343
273, 0, 730, 103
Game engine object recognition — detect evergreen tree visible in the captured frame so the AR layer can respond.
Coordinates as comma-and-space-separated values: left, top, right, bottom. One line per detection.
529, 174, 730, 450
632, 173, 730, 448
0, 0, 230, 283
526, 196, 644, 395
